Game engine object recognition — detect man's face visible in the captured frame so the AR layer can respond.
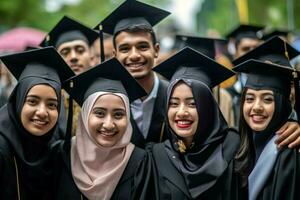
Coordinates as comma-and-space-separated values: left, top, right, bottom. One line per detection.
114, 31, 159, 80
235, 38, 261, 59
57, 40, 93, 75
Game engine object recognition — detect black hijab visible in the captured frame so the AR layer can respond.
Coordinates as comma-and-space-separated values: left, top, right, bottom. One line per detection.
164, 78, 237, 199
0, 76, 61, 198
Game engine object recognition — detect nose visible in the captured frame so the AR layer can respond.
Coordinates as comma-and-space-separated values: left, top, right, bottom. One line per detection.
128, 47, 141, 61
102, 115, 115, 130
35, 103, 48, 118
177, 104, 189, 118
70, 50, 78, 63
253, 99, 263, 112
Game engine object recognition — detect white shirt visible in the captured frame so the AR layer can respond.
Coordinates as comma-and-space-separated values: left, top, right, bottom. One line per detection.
131, 74, 159, 139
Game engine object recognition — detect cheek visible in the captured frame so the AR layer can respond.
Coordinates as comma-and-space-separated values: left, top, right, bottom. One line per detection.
118, 119, 128, 134
50, 110, 59, 123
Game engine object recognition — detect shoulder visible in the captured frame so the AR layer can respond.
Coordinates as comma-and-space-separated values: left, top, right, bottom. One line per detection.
158, 78, 169, 90
222, 128, 241, 161
0, 134, 13, 158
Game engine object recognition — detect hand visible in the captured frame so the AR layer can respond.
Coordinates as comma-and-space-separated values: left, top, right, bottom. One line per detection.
275, 121, 300, 152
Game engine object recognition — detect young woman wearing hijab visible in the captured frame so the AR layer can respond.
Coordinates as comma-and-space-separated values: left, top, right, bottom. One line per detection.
55, 58, 152, 200
0, 47, 74, 199
150, 47, 241, 199
233, 39, 300, 200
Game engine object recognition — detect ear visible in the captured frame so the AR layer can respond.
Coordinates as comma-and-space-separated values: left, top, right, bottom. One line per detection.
154, 43, 160, 58
113, 49, 117, 57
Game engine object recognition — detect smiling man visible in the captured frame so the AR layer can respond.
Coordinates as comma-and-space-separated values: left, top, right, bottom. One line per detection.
40, 16, 98, 75
96, 0, 170, 148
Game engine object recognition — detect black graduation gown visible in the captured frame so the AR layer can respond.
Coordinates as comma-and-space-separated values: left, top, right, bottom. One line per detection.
255, 148, 300, 200
0, 134, 56, 199
54, 142, 153, 200
131, 78, 169, 148
150, 130, 241, 200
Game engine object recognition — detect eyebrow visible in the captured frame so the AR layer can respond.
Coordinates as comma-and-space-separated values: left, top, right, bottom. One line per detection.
26, 95, 58, 101
169, 97, 194, 100
92, 107, 126, 111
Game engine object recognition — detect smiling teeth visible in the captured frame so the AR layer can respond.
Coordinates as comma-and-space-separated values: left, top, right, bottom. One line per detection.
32, 120, 47, 125
177, 121, 191, 125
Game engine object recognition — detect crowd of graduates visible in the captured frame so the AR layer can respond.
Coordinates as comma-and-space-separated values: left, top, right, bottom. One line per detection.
0, 0, 300, 199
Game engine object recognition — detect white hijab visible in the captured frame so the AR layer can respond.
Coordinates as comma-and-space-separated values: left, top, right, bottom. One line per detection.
71, 92, 135, 200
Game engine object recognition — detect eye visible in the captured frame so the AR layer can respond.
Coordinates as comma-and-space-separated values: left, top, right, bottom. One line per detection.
138, 43, 150, 51
26, 97, 38, 105
114, 111, 125, 119
60, 49, 70, 57
48, 102, 58, 110
118, 45, 129, 53
245, 95, 254, 103
169, 100, 178, 107
76, 46, 86, 54
263, 96, 274, 103
93, 110, 105, 118
188, 101, 196, 107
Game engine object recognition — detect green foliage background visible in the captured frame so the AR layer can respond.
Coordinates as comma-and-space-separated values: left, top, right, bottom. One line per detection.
0, 0, 299, 36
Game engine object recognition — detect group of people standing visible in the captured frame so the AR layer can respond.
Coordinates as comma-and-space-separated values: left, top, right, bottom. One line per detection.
0, 0, 300, 199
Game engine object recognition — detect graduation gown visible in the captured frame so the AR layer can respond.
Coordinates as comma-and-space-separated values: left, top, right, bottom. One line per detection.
131, 78, 169, 148
255, 148, 300, 200
54, 142, 153, 200
150, 130, 241, 200
0, 134, 57, 200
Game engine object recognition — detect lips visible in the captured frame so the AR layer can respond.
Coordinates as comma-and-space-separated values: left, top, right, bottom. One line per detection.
31, 119, 48, 127
98, 130, 117, 138
126, 62, 145, 70
250, 114, 267, 123
175, 120, 193, 128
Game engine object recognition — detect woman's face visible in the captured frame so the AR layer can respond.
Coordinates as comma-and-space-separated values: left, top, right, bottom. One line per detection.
21, 85, 59, 136
88, 94, 127, 147
243, 88, 275, 132
168, 82, 198, 145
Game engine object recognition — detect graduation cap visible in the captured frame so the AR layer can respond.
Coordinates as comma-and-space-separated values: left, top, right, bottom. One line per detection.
153, 47, 235, 88
261, 29, 289, 41
96, 0, 170, 35
234, 59, 297, 96
174, 35, 227, 59
40, 16, 98, 48
233, 36, 300, 66
0, 47, 75, 84
226, 24, 264, 42
63, 57, 146, 106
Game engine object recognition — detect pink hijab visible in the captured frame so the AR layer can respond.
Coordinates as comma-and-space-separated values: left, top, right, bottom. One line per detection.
71, 92, 135, 200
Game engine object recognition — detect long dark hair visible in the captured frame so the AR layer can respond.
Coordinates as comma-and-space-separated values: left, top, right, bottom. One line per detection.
234, 88, 255, 187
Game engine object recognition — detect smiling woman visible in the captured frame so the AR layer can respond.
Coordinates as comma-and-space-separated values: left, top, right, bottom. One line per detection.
150, 47, 241, 199
0, 47, 74, 199
54, 58, 152, 200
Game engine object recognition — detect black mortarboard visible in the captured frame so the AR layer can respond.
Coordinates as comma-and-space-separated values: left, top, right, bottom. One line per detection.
233, 59, 297, 96
174, 35, 227, 59
153, 47, 235, 88
63, 57, 146, 106
233, 36, 300, 66
40, 16, 98, 48
226, 24, 264, 41
261, 29, 289, 41
96, 0, 170, 35
0, 47, 75, 84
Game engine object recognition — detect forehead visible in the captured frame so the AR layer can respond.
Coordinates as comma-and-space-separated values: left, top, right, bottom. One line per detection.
57, 40, 90, 50
114, 31, 153, 45
27, 84, 57, 98
171, 82, 193, 97
94, 94, 125, 108
245, 88, 274, 95
238, 38, 261, 47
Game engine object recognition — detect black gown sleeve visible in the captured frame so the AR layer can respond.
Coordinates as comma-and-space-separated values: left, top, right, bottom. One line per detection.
257, 148, 300, 200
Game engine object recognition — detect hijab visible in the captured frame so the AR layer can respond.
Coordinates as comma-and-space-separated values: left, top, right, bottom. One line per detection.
0, 76, 61, 197
164, 78, 236, 199
71, 92, 135, 200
